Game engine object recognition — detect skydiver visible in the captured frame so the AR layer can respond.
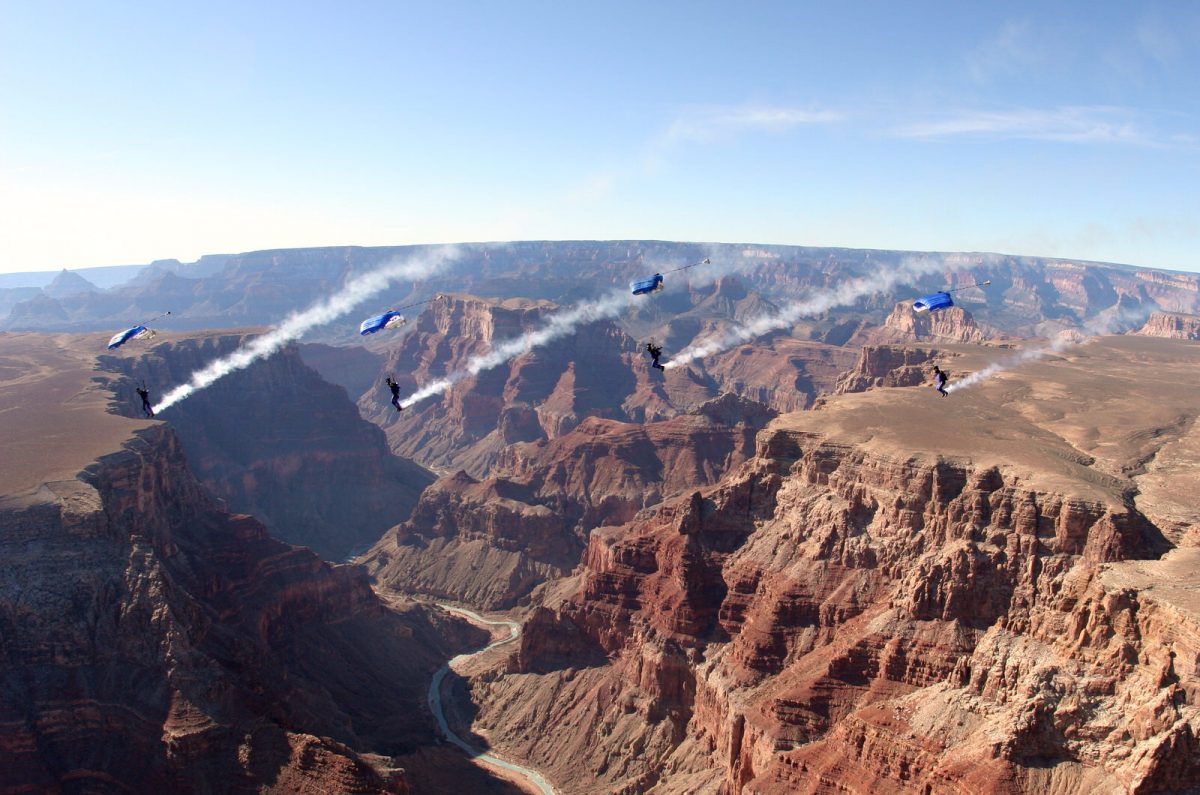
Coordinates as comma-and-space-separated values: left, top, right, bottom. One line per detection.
135, 382, 155, 417
646, 342, 665, 371
385, 376, 403, 412
932, 365, 949, 397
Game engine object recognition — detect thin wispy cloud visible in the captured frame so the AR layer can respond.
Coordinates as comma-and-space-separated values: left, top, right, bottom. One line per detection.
893, 106, 1162, 146
1136, 13, 1185, 66
560, 103, 843, 207
661, 105, 844, 144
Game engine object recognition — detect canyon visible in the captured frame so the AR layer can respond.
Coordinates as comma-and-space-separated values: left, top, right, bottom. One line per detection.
4, 242, 1200, 793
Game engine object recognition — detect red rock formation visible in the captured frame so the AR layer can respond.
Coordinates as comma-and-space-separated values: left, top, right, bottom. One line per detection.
365, 395, 778, 608
0, 333, 510, 794
341, 293, 860, 479
1137, 312, 1200, 340
457, 336, 1200, 794
853, 302, 989, 347
834, 346, 943, 395
101, 332, 433, 560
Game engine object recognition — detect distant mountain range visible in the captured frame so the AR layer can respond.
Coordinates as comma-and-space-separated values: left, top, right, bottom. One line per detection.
3, 242, 1198, 339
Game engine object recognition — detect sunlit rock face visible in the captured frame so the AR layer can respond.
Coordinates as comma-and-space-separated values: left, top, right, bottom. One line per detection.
101, 331, 433, 561
364, 394, 778, 609
0, 333, 506, 794
455, 336, 1200, 795
1137, 311, 1200, 340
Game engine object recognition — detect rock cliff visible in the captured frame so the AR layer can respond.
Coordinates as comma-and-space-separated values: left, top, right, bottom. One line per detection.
0, 332, 517, 793
365, 394, 779, 608
1137, 312, 1200, 340
834, 346, 943, 395
15, 240, 1199, 366
100, 331, 433, 560
858, 302, 990, 345
454, 335, 1200, 794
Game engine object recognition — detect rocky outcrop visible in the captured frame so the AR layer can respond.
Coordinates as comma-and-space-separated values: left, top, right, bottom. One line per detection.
1137, 312, 1200, 340
101, 333, 434, 560
362, 294, 652, 475
456, 338, 1200, 794
0, 423, 492, 793
851, 302, 989, 347
42, 269, 97, 298
834, 345, 942, 394
365, 396, 778, 608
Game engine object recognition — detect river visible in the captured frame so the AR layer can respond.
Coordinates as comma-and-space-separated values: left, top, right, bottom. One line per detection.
427, 604, 557, 795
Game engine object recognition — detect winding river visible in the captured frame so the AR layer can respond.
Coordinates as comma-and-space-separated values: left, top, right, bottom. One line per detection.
428, 605, 557, 795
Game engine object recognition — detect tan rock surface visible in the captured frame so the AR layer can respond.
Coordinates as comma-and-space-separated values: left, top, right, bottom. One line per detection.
458, 334, 1200, 794
0, 332, 511, 794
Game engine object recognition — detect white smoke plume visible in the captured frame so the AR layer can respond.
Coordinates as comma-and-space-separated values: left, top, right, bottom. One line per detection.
154, 246, 459, 413
664, 255, 951, 369
400, 287, 636, 408
945, 305, 1150, 394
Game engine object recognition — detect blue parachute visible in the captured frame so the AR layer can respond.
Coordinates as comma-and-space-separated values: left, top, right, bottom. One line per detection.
359, 310, 407, 336
108, 325, 151, 349
107, 311, 171, 350
630, 258, 710, 296
913, 292, 954, 313
912, 280, 991, 313
630, 274, 664, 296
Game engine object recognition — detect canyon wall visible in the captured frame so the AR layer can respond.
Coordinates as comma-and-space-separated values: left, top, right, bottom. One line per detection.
0, 423, 491, 793
101, 332, 433, 560
454, 337, 1200, 794
365, 394, 778, 609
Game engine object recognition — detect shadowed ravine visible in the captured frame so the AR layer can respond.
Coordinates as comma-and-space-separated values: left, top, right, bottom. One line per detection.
428, 605, 557, 795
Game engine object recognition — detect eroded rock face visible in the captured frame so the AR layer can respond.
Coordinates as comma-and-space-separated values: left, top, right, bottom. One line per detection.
361, 295, 649, 475
834, 346, 942, 395
365, 396, 778, 608
868, 302, 989, 345
457, 339, 1200, 795
0, 425, 486, 793
1137, 312, 1200, 340
100, 332, 433, 560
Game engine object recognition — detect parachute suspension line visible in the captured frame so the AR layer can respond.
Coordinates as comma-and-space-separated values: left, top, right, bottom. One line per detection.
142, 310, 172, 324
393, 296, 438, 311
662, 257, 711, 275
945, 280, 992, 294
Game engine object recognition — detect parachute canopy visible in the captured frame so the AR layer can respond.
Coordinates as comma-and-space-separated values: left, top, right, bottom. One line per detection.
630, 273, 664, 296
913, 292, 954, 313
359, 310, 407, 336
107, 325, 153, 349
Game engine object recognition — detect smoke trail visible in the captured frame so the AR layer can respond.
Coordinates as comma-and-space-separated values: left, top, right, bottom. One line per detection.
401, 287, 636, 408
664, 255, 951, 369
946, 306, 1150, 394
154, 246, 459, 413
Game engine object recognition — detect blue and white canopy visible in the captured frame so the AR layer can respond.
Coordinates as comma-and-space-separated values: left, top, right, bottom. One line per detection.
630, 273, 665, 296
107, 325, 149, 349
912, 292, 954, 313
359, 310, 407, 335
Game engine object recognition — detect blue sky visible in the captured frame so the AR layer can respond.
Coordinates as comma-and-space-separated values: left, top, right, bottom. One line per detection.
1, 1, 1197, 274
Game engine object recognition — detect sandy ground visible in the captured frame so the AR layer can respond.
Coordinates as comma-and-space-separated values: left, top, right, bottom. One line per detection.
0, 332, 154, 497
774, 335, 1200, 510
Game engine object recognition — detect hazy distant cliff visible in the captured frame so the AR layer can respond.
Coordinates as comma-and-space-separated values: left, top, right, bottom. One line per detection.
101, 332, 433, 560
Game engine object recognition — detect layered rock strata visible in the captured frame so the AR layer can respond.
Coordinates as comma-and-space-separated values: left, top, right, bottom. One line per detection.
365, 395, 778, 609
457, 336, 1200, 794
0, 332, 510, 793
1137, 312, 1200, 340
0, 424, 493, 793
100, 332, 433, 560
